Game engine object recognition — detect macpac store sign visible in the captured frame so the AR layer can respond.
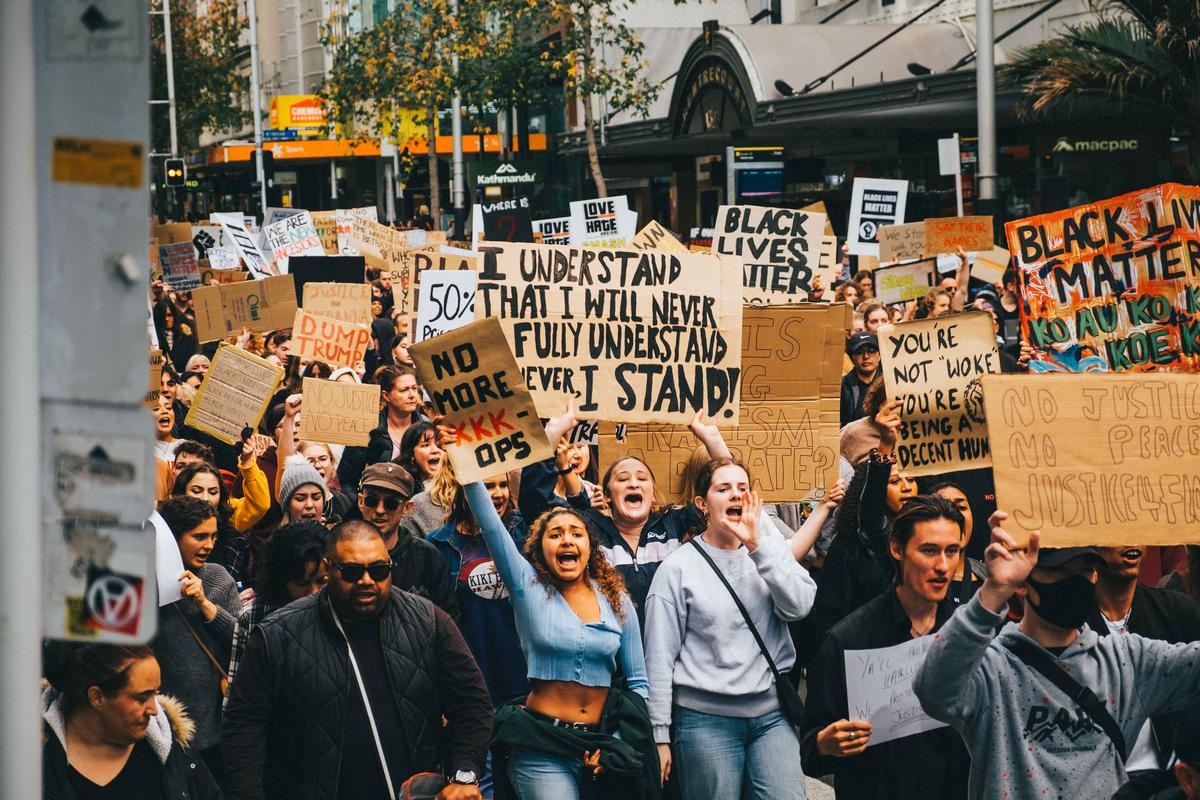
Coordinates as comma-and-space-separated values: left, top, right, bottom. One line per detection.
1051, 136, 1139, 154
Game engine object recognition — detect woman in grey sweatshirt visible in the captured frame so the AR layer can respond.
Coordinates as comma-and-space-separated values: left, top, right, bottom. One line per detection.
643, 457, 818, 800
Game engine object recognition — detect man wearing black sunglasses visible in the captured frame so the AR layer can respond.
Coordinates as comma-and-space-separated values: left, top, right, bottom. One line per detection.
223, 520, 491, 800
358, 462, 458, 621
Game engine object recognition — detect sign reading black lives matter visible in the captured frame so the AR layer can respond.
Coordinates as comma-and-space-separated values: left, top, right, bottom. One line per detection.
713, 205, 832, 304
475, 242, 743, 424
847, 178, 908, 256
410, 317, 554, 482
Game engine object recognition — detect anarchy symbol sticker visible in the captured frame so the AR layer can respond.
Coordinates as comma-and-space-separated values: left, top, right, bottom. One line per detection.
84, 570, 143, 635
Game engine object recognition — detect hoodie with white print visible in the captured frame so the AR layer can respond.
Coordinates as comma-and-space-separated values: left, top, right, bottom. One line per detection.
913, 592, 1200, 800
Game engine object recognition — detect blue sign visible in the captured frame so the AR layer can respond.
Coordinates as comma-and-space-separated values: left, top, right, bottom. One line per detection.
263, 129, 298, 141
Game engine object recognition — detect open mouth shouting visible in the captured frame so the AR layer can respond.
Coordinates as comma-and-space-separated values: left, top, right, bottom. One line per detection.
1119, 547, 1143, 564
725, 502, 743, 524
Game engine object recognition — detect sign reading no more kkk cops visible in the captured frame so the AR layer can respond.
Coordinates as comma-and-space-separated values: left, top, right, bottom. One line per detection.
983, 372, 1200, 548
410, 317, 554, 482
847, 178, 909, 256
475, 241, 743, 424
880, 312, 1000, 476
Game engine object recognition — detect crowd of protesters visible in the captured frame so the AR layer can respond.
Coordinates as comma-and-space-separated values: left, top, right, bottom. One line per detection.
40, 234, 1200, 800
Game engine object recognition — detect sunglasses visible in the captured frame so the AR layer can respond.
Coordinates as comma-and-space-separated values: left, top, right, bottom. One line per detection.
361, 493, 403, 512
326, 559, 392, 582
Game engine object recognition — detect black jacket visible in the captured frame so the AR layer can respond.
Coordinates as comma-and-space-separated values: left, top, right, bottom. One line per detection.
336, 409, 427, 490
840, 369, 877, 428
518, 460, 700, 622
221, 588, 491, 800
1088, 584, 1200, 767
390, 532, 460, 622
800, 589, 969, 799
43, 690, 222, 800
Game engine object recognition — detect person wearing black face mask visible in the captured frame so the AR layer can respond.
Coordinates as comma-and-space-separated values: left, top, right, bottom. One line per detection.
913, 512, 1200, 800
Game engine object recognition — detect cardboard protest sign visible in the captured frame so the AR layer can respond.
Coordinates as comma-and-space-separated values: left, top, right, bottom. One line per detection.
309, 210, 339, 254
568, 420, 600, 445
153, 222, 193, 245
335, 206, 378, 254
801, 201, 836, 236
158, 242, 201, 289
302, 282, 372, 325
568, 197, 636, 248
880, 312, 999, 476
475, 242, 743, 424
192, 274, 298, 343
346, 216, 405, 270
192, 227, 218, 259
297, 377, 378, 446
600, 304, 848, 502
415, 271, 477, 342
632, 221, 687, 252
924, 215, 993, 255
145, 349, 163, 408
873, 259, 936, 305
207, 246, 240, 270
972, 246, 1010, 286
218, 217, 274, 278
289, 255, 366, 302
1005, 183, 1200, 373
713, 205, 832, 304
845, 636, 947, 747
983, 372, 1200, 546
879, 222, 925, 263
480, 197, 534, 243
291, 309, 371, 369
818, 235, 838, 273
263, 210, 325, 272
410, 317, 554, 481
264, 207, 302, 228
533, 216, 571, 245
391, 249, 475, 322
185, 344, 283, 445
847, 178, 908, 256
199, 264, 247, 285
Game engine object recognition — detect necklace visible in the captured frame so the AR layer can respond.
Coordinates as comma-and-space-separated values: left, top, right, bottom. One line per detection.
910, 616, 936, 638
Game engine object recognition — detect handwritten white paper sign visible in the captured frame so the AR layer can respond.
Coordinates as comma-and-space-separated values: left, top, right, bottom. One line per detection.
844, 635, 947, 746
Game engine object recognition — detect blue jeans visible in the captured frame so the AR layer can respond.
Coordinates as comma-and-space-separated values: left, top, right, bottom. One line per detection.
507, 748, 584, 800
673, 706, 806, 800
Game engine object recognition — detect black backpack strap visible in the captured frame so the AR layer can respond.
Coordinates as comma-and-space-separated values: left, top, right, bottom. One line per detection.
1001, 636, 1127, 762
689, 538, 783, 683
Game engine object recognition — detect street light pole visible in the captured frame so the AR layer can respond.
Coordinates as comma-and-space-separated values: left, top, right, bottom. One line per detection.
248, 0, 268, 218
162, 0, 178, 157
450, 0, 465, 236
975, 0, 997, 204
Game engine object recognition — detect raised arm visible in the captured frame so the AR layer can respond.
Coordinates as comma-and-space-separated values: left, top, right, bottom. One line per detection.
951, 246, 970, 312
688, 410, 732, 460
791, 479, 845, 561
463, 480, 535, 592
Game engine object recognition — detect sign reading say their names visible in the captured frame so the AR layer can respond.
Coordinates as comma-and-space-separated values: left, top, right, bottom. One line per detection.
880, 312, 999, 476
302, 282, 373, 325
410, 317, 554, 482
713, 205, 831, 304
847, 178, 908, 257
185, 344, 284, 445
602, 303, 848, 502
982, 373, 1200, 547
291, 310, 371, 369
924, 215, 993, 255
845, 636, 947, 747
475, 242, 743, 424
415, 271, 477, 342
298, 377, 378, 446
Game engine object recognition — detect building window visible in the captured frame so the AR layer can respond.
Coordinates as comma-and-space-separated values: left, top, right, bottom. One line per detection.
373, 0, 389, 24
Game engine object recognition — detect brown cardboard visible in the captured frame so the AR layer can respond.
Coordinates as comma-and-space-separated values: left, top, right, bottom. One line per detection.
982, 372, 1200, 547
878, 222, 925, 263
291, 309, 371, 369
632, 221, 687, 251
302, 282, 372, 325
297, 377, 379, 446
192, 274, 298, 343
923, 215, 993, 255
600, 303, 850, 502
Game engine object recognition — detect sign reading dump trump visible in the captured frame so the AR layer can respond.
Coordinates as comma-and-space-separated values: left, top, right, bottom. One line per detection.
290, 309, 371, 369
410, 317, 554, 482
983, 372, 1200, 547
474, 242, 743, 424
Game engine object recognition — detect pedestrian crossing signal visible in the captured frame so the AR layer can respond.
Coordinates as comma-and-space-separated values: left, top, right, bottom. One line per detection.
165, 158, 186, 187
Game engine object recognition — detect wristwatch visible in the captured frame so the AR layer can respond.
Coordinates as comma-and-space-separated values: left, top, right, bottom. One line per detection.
450, 769, 478, 785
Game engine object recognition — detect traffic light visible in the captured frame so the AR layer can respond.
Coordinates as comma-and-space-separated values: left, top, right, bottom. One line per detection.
164, 158, 186, 187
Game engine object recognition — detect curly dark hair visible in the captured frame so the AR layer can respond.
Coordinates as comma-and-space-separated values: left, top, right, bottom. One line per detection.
157, 495, 217, 539
523, 507, 629, 623
255, 521, 327, 607
170, 462, 232, 527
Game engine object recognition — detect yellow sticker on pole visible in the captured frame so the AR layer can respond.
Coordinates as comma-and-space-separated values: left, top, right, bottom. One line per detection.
51, 137, 144, 189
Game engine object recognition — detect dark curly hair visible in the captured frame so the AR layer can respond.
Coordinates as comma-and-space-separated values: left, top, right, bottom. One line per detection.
523, 507, 629, 623
255, 521, 327, 606
170, 462, 232, 527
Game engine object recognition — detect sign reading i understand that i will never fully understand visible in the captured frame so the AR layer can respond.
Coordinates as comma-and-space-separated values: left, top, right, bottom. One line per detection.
410, 317, 554, 481
713, 205, 833, 304
600, 303, 848, 502
982, 372, 1200, 547
1007, 182, 1200, 373
880, 312, 1000, 476
474, 242, 743, 424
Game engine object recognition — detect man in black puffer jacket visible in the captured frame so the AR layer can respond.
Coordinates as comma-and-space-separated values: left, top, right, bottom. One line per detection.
222, 520, 491, 800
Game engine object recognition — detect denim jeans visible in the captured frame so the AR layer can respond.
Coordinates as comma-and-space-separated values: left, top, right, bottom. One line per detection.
673, 706, 806, 800
507, 748, 584, 800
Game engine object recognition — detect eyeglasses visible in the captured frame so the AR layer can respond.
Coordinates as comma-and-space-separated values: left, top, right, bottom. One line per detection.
326, 559, 392, 582
361, 493, 402, 512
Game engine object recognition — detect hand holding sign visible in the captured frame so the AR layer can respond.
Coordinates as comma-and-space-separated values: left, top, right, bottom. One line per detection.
817, 720, 873, 757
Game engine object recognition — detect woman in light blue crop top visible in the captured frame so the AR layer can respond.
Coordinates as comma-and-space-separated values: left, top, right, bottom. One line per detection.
461, 477, 654, 799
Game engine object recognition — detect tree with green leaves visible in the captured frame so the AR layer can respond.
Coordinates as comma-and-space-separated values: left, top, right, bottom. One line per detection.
149, 0, 248, 154
1003, 1, 1200, 169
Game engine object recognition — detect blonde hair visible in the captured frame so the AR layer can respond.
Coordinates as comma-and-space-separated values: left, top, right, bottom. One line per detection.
175, 381, 196, 407
673, 445, 710, 507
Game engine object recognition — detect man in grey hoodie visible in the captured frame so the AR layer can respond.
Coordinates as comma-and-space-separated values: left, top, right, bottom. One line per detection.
914, 512, 1200, 800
